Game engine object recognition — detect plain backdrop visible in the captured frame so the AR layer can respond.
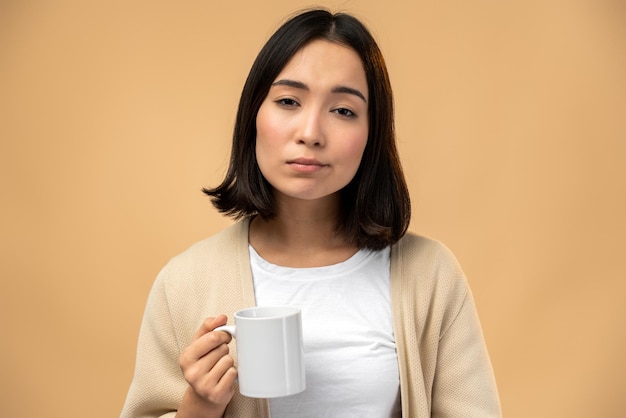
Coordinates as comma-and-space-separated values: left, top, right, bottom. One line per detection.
1, 0, 625, 417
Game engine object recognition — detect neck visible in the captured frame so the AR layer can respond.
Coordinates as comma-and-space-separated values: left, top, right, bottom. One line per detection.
248, 193, 358, 267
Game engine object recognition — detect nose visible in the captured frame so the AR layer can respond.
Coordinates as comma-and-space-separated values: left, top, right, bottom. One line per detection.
297, 109, 325, 147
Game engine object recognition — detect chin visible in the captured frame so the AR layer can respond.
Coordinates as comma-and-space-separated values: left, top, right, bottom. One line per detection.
278, 188, 341, 203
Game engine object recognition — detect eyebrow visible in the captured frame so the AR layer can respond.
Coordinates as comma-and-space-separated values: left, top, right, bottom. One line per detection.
271, 79, 367, 103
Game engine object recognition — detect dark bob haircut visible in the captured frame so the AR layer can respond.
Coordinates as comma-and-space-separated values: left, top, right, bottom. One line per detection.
204, 8, 411, 250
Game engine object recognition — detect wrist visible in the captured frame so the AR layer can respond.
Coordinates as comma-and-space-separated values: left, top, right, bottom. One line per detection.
176, 386, 226, 418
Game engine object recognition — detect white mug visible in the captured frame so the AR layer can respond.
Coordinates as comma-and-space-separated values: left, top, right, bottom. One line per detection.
215, 306, 306, 398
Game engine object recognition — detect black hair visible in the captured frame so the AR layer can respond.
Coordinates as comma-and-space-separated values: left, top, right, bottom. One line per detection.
203, 8, 410, 250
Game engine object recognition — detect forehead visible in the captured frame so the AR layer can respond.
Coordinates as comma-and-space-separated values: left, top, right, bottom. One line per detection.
275, 39, 368, 95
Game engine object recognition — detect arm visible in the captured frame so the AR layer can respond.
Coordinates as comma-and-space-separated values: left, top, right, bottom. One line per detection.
121, 265, 186, 417
431, 288, 501, 417
120, 266, 236, 418
176, 315, 237, 418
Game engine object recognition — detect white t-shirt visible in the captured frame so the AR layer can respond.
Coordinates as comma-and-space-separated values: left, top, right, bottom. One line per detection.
250, 245, 401, 418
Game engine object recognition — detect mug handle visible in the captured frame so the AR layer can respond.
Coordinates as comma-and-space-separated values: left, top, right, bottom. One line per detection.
214, 325, 236, 338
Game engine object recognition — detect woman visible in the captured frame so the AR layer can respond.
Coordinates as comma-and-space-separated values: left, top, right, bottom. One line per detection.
121, 8, 501, 418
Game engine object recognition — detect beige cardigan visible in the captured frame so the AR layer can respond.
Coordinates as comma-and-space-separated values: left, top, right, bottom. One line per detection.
121, 219, 501, 417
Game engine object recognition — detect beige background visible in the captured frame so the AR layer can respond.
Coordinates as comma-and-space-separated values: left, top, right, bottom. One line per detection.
1, 0, 625, 417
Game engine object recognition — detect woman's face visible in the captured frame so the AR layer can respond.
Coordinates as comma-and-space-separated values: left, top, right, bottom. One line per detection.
255, 39, 369, 204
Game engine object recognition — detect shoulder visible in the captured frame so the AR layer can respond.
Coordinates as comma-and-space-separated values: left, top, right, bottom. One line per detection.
161, 219, 249, 278
148, 219, 252, 333
154, 219, 250, 298
394, 231, 463, 277
391, 231, 469, 319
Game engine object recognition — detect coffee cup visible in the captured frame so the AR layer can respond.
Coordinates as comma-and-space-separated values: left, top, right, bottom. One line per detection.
214, 306, 306, 398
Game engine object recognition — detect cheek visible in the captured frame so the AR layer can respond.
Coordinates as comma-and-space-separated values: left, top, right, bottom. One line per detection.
255, 104, 277, 145
339, 128, 369, 168
255, 104, 279, 165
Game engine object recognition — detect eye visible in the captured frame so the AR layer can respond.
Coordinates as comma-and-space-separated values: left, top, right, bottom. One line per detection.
333, 108, 357, 118
276, 98, 300, 107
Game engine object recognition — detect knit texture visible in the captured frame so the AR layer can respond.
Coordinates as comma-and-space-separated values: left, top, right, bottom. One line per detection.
121, 219, 500, 417
391, 233, 501, 417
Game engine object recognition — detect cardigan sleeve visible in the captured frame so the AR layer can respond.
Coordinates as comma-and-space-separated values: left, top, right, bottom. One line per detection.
120, 264, 188, 418
431, 283, 501, 417
120, 221, 269, 418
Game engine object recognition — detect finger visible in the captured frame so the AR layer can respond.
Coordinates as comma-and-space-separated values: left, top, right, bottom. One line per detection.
213, 360, 238, 396
196, 357, 238, 405
192, 340, 230, 374
193, 315, 228, 341
181, 331, 231, 368
181, 343, 231, 385
200, 354, 237, 399
204, 350, 236, 387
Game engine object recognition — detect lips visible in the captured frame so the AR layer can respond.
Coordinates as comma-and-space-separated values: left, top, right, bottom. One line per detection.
288, 157, 326, 166
287, 157, 328, 172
